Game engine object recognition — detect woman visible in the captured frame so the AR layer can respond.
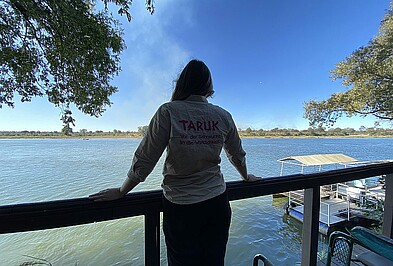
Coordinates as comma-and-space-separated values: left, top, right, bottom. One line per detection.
89, 59, 261, 266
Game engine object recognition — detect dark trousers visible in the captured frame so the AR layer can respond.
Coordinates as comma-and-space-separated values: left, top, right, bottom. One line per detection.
162, 190, 232, 266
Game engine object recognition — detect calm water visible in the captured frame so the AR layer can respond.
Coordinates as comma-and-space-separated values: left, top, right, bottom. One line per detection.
1, 138, 392, 265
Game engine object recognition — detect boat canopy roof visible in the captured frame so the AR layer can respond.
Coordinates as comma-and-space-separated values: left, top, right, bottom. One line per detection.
277, 153, 358, 166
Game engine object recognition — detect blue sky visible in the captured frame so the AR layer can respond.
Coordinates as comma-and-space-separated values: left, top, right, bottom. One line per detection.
0, 0, 392, 132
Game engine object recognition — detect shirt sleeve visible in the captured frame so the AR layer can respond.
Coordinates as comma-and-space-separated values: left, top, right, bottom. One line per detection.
127, 105, 171, 183
223, 114, 247, 178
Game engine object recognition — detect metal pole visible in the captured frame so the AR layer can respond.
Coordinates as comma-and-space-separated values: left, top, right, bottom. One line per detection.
383, 174, 393, 238
280, 162, 284, 176
327, 204, 330, 226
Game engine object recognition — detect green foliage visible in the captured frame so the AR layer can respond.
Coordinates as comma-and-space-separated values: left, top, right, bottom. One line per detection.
357, 197, 385, 222
237, 126, 393, 137
102, 0, 155, 21
1, 126, 393, 138
305, 2, 393, 127
0, 0, 154, 128
61, 124, 73, 136
137, 125, 148, 135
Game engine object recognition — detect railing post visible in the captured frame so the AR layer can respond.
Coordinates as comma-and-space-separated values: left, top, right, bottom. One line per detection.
327, 204, 330, 226
301, 187, 320, 266
145, 211, 161, 266
383, 173, 393, 238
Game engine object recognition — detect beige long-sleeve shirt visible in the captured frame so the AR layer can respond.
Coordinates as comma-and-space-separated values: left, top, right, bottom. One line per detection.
127, 95, 247, 204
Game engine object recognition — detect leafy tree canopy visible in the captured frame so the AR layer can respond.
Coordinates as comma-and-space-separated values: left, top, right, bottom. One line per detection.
304, 2, 393, 127
0, 0, 154, 127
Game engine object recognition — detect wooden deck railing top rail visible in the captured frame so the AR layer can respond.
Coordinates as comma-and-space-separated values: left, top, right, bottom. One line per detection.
1, 162, 393, 234
1, 162, 393, 266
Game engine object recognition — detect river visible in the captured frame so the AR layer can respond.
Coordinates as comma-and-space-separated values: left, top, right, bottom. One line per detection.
1, 137, 392, 265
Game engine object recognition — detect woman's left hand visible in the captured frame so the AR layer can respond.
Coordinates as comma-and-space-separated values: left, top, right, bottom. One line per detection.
88, 188, 124, 202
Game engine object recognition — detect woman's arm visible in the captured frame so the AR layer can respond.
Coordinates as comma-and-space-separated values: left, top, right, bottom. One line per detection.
232, 162, 262, 182
89, 105, 171, 201
224, 115, 262, 182
88, 177, 139, 201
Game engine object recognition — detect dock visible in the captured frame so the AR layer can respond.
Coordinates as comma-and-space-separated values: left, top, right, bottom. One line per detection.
283, 186, 361, 235
288, 197, 354, 235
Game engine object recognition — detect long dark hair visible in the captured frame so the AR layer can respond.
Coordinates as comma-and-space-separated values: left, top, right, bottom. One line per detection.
171, 60, 214, 101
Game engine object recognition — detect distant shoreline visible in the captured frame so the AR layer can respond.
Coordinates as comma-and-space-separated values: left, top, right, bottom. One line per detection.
0, 134, 143, 139
1, 128, 392, 139
0, 134, 392, 139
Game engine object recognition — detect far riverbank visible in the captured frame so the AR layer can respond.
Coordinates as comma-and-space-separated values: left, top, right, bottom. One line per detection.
1, 133, 392, 139
1, 127, 392, 139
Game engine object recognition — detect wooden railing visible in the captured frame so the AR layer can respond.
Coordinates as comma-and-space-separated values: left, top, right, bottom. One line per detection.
1, 162, 393, 266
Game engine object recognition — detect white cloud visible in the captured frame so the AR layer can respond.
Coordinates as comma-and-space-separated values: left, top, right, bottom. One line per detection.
74, 0, 196, 131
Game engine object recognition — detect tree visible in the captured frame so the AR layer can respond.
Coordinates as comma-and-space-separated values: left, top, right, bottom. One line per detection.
137, 125, 148, 136
304, 2, 393, 127
62, 124, 73, 136
0, 0, 154, 128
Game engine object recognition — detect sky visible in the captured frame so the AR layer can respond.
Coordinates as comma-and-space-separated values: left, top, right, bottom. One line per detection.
0, 0, 392, 132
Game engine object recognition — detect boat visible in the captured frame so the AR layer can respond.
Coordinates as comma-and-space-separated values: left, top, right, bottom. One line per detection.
277, 153, 390, 235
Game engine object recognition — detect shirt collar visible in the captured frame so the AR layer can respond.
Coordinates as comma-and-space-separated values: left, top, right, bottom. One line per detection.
185, 95, 208, 103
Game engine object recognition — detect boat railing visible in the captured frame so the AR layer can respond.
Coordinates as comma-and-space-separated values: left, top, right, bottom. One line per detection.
362, 189, 385, 209
288, 190, 304, 207
1, 162, 393, 266
336, 182, 385, 204
320, 200, 351, 226
335, 183, 350, 199
320, 201, 336, 226
288, 186, 352, 226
